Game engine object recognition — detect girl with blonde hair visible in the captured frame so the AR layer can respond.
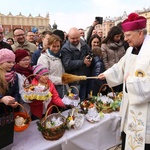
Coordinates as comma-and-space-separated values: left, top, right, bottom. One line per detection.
0, 48, 19, 149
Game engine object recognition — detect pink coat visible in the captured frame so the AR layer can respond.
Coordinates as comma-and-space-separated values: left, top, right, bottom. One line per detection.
29, 78, 65, 118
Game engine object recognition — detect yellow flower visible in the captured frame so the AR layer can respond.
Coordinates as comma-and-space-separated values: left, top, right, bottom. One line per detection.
69, 93, 74, 97
68, 116, 73, 121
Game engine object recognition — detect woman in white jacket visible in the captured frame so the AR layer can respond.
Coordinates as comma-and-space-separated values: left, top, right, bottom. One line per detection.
37, 34, 67, 98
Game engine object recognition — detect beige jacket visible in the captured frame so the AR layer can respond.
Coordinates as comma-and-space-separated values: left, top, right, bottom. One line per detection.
11, 40, 37, 53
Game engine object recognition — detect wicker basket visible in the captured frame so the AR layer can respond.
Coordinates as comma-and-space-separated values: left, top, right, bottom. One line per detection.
66, 86, 79, 100
37, 105, 66, 140
99, 84, 116, 99
23, 74, 51, 101
101, 106, 113, 113
98, 84, 115, 113
62, 86, 80, 107
14, 103, 31, 132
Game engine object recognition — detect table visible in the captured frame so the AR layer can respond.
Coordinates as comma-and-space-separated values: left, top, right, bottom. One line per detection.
2, 111, 121, 150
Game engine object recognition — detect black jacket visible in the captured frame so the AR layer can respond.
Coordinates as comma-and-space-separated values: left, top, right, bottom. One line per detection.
31, 44, 43, 66
87, 56, 106, 96
0, 41, 13, 50
61, 39, 91, 85
61, 40, 91, 75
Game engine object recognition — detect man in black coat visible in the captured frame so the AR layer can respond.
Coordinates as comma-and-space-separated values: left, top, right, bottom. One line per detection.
0, 27, 13, 50
61, 27, 92, 101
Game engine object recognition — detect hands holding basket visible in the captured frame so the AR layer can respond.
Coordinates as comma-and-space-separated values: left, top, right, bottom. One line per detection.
0, 96, 18, 108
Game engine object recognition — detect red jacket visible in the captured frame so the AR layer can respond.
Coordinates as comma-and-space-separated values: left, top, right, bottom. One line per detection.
29, 78, 65, 118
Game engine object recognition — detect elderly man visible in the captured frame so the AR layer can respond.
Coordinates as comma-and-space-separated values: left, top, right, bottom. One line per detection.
11, 28, 37, 54
61, 27, 92, 101
98, 13, 150, 150
26, 31, 35, 44
0, 27, 13, 50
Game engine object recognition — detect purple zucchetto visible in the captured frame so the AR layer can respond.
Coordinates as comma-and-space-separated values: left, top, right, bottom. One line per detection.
121, 13, 146, 32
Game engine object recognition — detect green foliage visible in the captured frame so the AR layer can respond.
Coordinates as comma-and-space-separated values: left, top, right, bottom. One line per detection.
110, 101, 120, 110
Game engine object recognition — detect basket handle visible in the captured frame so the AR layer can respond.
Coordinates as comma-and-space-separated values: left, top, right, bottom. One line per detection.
17, 103, 28, 117
43, 105, 60, 122
69, 86, 79, 95
23, 74, 43, 87
98, 84, 115, 98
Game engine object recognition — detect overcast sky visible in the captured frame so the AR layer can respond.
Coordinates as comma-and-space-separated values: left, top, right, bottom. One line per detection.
1, 0, 149, 32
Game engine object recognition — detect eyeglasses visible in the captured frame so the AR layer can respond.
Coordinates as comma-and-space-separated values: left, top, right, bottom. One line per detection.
20, 59, 30, 62
14, 34, 25, 37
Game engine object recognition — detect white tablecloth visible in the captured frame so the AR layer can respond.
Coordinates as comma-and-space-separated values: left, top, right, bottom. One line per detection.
2, 111, 121, 150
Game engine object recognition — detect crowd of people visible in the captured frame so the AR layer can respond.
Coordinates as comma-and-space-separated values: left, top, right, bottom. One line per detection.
0, 12, 150, 150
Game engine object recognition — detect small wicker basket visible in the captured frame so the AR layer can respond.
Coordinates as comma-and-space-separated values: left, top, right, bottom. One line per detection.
23, 74, 51, 101
62, 86, 80, 107
66, 86, 79, 100
37, 105, 66, 140
14, 103, 31, 132
98, 84, 115, 113
99, 84, 116, 99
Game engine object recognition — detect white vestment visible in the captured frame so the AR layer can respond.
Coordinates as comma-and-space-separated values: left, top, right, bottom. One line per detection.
103, 35, 150, 150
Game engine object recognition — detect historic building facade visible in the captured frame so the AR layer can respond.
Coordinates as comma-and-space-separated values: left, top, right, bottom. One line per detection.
0, 12, 50, 37
138, 9, 150, 34
1, 8, 150, 39
86, 8, 150, 38
102, 9, 150, 36
102, 17, 115, 37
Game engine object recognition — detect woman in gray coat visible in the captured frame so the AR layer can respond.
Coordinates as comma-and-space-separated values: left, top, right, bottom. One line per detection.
101, 26, 125, 92
101, 26, 125, 70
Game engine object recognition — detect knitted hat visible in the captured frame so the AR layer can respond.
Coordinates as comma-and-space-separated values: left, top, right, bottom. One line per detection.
121, 13, 147, 32
33, 64, 49, 79
0, 48, 15, 64
14, 49, 29, 63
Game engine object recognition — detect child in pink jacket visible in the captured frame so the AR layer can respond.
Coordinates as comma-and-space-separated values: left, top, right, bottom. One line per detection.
29, 64, 65, 120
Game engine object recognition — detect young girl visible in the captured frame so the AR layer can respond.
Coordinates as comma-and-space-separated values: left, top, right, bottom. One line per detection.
0, 48, 19, 149
29, 64, 65, 120
14, 49, 33, 114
